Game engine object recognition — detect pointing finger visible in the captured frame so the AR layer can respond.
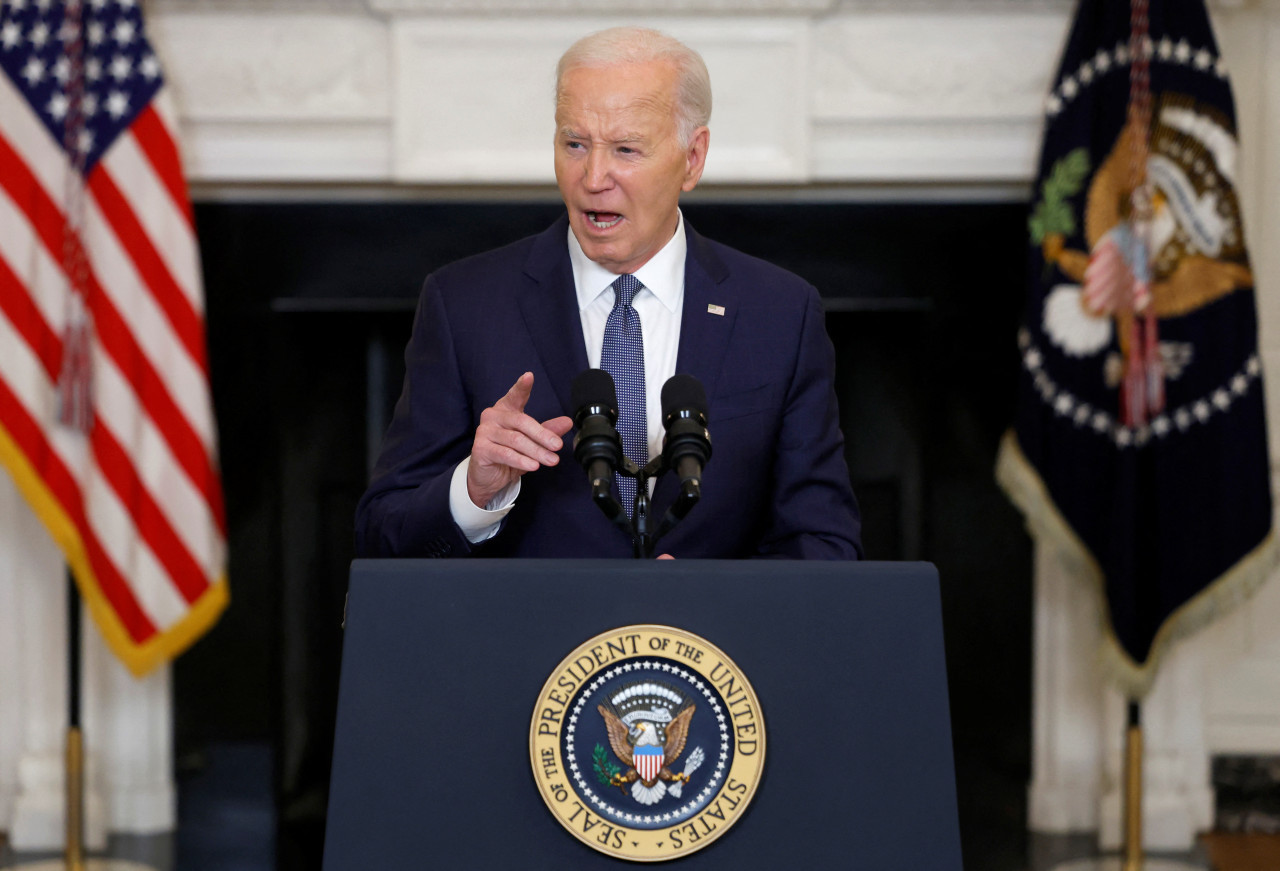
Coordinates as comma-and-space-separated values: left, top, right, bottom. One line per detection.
495, 372, 535, 414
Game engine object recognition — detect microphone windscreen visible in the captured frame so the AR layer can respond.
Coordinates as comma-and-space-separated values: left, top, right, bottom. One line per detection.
572, 368, 618, 413
661, 374, 708, 418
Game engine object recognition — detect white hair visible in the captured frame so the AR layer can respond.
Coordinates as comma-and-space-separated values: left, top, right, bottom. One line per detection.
555, 26, 712, 148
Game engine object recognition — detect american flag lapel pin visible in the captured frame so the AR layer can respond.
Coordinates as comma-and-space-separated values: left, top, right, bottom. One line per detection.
707, 304, 726, 316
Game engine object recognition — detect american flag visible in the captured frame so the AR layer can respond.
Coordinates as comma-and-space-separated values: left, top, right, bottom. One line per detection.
0, 0, 226, 675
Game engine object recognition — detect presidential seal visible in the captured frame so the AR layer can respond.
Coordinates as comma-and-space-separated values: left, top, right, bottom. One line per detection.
529, 625, 765, 862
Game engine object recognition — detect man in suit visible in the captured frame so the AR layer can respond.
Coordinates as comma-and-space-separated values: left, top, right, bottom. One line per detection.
356, 26, 861, 560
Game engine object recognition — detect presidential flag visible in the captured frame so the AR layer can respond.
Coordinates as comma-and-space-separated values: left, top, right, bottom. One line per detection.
998, 0, 1276, 696
0, 0, 226, 675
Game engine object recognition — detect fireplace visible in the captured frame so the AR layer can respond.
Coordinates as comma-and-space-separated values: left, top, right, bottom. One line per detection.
175, 195, 1034, 864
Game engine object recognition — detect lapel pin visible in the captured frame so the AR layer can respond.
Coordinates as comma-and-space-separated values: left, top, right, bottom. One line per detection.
707, 304, 726, 316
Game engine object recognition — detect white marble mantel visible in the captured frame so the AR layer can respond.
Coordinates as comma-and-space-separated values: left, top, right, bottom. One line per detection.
1, 0, 1278, 850
148, 1, 1081, 186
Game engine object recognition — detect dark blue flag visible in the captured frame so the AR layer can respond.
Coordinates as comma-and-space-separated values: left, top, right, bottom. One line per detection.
998, 0, 1277, 695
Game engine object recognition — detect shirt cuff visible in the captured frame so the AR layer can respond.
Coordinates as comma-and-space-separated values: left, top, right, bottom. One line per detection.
449, 456, 520, 543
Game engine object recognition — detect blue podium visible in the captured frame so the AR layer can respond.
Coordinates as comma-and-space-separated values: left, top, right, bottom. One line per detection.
323, 560, 961, 869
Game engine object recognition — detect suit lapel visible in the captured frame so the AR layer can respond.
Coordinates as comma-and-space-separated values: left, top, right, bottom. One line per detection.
517, 216, 590, 415
675, 222, 735, 404
656, 222, 736, 512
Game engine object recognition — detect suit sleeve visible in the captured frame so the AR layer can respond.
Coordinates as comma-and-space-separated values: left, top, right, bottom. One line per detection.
755, 289, 863, 560
354, 275, 479, 558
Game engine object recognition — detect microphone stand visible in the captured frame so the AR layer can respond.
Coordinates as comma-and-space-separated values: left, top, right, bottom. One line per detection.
631, 468, 652, 560
600, 455, 699, 559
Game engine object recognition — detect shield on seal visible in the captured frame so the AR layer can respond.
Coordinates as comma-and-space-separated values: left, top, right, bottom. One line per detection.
634, 745, 664, 783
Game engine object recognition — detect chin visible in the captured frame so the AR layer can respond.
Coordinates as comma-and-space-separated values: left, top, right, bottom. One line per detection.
579, 239, 624, 269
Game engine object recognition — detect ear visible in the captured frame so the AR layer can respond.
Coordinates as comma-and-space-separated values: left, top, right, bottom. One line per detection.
681, 127, 710, 192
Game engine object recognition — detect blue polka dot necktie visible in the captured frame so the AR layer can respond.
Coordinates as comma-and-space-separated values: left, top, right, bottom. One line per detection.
601, 274, 648, 517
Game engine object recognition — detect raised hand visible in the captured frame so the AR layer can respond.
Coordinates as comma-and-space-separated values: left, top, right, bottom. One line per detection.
467, 372, 574, 508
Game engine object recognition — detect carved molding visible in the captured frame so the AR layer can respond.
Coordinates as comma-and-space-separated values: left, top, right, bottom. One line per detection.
390, 18, 809, 183
812, 13, 1067, 121
182, 120, 392, 181
148, 12, 390, 121
810, 117, 1042, 181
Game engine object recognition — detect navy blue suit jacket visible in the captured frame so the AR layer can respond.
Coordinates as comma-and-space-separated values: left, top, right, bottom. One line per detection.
355, 217, 861, 559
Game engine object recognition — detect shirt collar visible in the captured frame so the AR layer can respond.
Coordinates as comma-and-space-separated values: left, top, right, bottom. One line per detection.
568, 210, 686, 314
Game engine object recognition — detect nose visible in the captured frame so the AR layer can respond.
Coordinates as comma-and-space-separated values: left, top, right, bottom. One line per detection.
584, 149, 612, 192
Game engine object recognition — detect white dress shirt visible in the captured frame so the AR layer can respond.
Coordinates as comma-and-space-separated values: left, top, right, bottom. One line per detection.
448, 211, 688, 542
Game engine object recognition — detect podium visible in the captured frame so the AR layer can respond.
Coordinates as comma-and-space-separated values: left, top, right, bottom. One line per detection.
323, 560, 961, 869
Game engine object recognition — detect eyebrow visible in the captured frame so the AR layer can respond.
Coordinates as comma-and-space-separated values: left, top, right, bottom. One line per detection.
557, 127, 647, 144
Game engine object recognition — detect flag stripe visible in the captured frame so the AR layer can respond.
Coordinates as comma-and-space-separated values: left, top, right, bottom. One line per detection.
0, 73, 68, 225
0, 313, 158, 642
0, 130, 226, 531
88, 282, 227, 532
82, 192, 215, 446
0, 182, 68, 339
130, 102, 195, 228
82, 448, 192, 629
91, 420, 209, 605
87, 164, 208, 373
100, 127, 203, 313
0, 250, 63, 380
94, 353, 221, 587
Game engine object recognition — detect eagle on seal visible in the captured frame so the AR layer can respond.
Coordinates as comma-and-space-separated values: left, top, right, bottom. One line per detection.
597, 692, 696, 806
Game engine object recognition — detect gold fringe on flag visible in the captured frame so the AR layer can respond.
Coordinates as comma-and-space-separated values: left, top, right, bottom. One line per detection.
996, 429, 1279, 697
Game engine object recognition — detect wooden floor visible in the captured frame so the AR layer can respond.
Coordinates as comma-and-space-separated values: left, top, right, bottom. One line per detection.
1201, 833, 1280, 871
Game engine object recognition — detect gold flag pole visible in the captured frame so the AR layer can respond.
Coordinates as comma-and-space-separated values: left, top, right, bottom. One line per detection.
1051, 702, 1204, 871
64, 723, 85, 871
1122, 702, 1143, 871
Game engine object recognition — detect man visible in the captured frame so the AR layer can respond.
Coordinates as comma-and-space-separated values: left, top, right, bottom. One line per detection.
355, 27, 861, 559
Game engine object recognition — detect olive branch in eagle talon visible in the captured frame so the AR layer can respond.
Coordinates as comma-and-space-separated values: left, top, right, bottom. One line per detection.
598, 703, 695, 792
592, 744, 622, 786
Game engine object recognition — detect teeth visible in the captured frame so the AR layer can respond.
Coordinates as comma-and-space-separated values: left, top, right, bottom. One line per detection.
588, 211, 622, 229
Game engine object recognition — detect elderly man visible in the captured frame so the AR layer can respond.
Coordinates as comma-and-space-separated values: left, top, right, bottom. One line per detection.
355, 26, 861, 559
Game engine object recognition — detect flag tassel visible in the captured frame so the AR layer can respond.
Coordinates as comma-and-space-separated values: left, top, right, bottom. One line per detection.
55, 299, 94, 435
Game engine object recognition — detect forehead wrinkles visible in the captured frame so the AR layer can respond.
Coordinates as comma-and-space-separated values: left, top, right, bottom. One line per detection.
557, 95, 676, 142
556, 63, 679, 136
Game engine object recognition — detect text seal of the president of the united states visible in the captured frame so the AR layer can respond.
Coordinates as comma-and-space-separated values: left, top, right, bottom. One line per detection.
529, 625, 765, 862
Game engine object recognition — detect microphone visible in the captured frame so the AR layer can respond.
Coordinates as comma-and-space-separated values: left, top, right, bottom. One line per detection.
661, 375, 712, 494
571, 369, 624, 509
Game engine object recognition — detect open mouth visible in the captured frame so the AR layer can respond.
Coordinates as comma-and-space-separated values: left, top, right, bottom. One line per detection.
586, 211, 623, 229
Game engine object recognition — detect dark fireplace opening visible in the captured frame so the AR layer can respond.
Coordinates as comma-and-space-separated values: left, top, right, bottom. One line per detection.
176, 198, 1034, 869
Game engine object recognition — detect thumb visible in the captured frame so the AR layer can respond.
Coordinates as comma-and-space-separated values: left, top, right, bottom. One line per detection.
543, 415, 574, 437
